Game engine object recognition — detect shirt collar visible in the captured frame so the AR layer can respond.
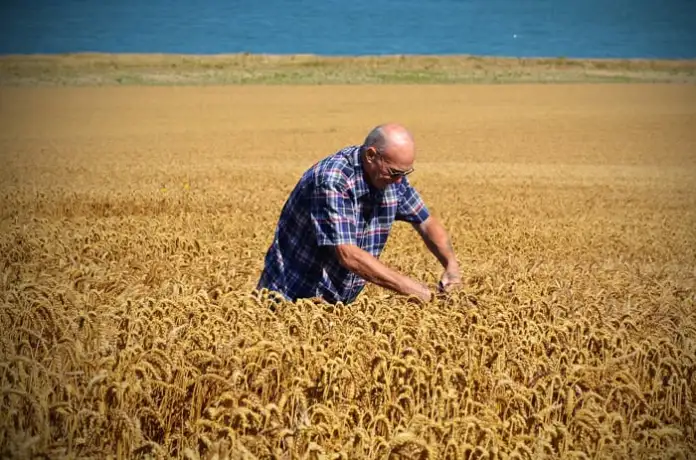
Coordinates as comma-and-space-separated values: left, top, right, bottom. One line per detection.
351, 145, 374, 199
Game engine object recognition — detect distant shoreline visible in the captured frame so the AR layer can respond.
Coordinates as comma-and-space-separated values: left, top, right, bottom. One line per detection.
1, 52, 695, 86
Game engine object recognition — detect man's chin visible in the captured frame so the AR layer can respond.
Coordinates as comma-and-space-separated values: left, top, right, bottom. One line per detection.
376, 178, 394, 189
367, 176, 391, 190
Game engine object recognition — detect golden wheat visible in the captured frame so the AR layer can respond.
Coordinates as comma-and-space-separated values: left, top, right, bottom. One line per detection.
1, 84, 695, 459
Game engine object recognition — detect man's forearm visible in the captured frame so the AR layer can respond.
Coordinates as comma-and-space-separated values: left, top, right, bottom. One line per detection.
416, 216, 459, 270
334, 245, 431, 300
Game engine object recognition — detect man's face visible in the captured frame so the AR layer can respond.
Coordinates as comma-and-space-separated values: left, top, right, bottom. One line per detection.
365, 147, 415, 189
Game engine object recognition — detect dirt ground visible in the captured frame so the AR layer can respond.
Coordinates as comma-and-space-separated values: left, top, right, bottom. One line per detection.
1, 84, 695, 458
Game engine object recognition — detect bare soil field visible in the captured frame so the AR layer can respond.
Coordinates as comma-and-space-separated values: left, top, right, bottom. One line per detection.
1, 84, 696, 459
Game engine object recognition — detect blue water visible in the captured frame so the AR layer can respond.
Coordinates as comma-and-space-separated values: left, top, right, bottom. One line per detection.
1, 0, 695, 59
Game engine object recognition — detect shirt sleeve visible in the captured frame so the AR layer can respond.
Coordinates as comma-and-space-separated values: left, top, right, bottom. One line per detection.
310, 177, 358, 247
395, 177, 431, 224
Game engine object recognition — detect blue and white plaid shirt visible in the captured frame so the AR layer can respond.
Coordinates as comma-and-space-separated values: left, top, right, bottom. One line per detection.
257, 145, 431, 304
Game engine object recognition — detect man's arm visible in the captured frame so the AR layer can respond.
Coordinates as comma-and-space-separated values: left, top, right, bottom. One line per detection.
412, 216, 462, 291
308, 176, 432, 301
413, 215, 458, 269
391, 177, 460, 293
333, 244, 433, 301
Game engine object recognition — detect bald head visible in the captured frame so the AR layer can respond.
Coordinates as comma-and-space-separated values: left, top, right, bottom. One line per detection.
362, 123, 416, 168
361, 123, 417, 189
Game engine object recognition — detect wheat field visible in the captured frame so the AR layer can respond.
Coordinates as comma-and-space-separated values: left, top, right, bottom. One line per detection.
1, 84, 695, 459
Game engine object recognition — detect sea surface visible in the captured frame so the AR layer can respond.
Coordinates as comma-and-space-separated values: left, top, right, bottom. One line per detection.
1, 0, 695, 59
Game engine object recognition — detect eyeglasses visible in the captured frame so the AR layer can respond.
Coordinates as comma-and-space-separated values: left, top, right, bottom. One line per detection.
371, 148, 415, 178
385, 165, 414, 178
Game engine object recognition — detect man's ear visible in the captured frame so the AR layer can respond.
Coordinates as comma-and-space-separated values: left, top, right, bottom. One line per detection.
364, 147, 377, 163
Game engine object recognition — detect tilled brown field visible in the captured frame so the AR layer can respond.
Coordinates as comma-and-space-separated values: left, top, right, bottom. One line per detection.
1, 84, 696, 459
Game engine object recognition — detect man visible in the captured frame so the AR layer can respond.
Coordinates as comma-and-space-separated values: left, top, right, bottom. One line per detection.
256, 123, 461, 304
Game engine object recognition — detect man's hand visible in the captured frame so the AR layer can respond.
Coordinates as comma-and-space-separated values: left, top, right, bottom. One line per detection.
406, 282, 434, 305
438, 268, 462, 293
415, 282, 434, 301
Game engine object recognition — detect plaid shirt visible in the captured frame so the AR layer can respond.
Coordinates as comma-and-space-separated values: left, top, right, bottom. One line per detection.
257, 145, 431, 304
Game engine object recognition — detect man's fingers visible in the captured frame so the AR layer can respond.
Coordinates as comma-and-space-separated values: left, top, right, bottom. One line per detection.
439, 278, 462, 293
